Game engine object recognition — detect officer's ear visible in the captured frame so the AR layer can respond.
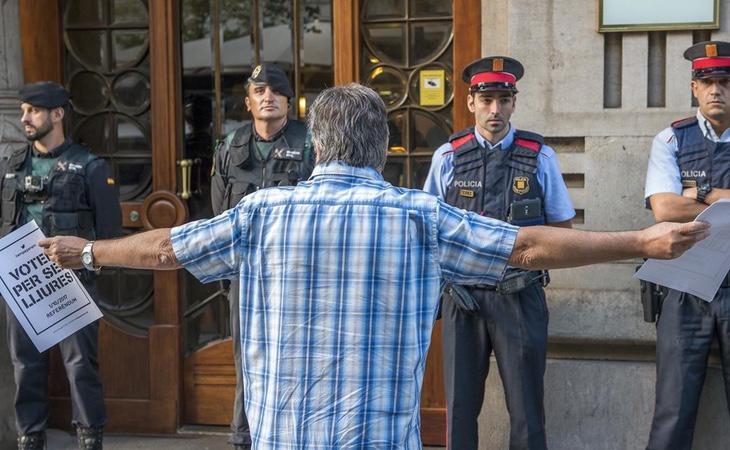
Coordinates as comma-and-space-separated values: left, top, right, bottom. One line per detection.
50, 106, 65, 124
466, 93, 476, 113
244, 95, 252, 112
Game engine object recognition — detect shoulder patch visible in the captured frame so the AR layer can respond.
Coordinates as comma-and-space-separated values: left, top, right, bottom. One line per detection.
671, 116, 697, 130
450, 133, 475, 150
514, 138, 541, 152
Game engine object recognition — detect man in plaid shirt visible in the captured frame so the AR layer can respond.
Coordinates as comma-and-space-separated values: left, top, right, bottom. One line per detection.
41, 84, 708, 450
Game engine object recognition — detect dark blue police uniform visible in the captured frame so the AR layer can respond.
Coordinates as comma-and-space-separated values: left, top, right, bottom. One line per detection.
644, 41, 730, 450
424, 57, 574, 450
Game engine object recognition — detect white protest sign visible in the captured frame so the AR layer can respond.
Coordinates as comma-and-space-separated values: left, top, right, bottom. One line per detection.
0, 221, 102, 352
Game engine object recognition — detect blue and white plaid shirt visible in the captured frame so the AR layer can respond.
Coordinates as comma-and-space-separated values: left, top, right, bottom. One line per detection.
171, 162, 518, 449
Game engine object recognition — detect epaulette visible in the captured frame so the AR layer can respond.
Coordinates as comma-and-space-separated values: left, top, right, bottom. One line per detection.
514, 129, 544, 153
448, 128, 476, 151
671, 116, 697, 130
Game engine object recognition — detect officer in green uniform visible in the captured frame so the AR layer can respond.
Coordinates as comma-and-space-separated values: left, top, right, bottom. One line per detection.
211, 64, 314, 450
0, 82, 122, 450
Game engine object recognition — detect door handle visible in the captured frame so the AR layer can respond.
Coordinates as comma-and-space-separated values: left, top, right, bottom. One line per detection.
177, 159, 193, 199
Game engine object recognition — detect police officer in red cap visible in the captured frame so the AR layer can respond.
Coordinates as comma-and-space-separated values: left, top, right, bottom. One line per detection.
424, 57, 575, 450
0, 81, 121, 450
211, 63, 314, 450
644, 41, 730, 450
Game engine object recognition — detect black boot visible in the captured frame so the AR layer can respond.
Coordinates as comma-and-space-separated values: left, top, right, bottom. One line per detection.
17, 432, 45, 450
76, 427, 103, 450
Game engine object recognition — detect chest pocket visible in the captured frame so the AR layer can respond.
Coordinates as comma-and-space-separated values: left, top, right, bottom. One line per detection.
49, 172, 86, 210
453, 152, 483, 174
228, 182, 254, 209
677, 147, 709, 166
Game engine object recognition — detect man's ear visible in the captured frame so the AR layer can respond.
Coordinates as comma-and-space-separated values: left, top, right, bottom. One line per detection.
467, 93, 476, 113
51, 107, 65, 123
244, 96, 251, 112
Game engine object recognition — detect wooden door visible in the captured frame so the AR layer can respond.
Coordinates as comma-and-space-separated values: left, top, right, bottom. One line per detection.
20, 0, 185, 433
333, 0, 481, 445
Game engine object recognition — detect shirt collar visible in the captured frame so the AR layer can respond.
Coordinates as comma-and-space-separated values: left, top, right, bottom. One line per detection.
696, 110, 730, 142
473, 124, 514, 150
32, 138, 71, 158
310, 161, 384, 182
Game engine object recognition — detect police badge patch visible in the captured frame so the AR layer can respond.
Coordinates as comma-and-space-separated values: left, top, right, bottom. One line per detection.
512, 176, 530, 195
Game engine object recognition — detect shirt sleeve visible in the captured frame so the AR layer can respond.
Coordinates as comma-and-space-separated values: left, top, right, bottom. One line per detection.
436, 200, 518, 285
422, 143, 454, 199
536, 145, 576, 223
171, 204, 248, 283
86, 159, 123, 239
644, 127, 682, 206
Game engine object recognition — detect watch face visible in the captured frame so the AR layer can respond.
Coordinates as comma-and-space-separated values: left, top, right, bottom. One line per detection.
82, 252, 92, 265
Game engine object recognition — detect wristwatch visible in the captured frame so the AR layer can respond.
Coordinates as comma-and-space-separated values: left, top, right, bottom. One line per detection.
81, 241, 99, 272
696, 182, 712, 203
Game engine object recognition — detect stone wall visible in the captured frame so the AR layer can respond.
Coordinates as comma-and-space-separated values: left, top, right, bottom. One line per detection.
478, 0, 730, 448
0, 0, 23, 446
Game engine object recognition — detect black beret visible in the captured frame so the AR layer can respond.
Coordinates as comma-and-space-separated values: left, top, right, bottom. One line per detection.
462, 56, 524, 93
18, 81, 70, 109
684, 41, 730, 79
248, 64, 294, 98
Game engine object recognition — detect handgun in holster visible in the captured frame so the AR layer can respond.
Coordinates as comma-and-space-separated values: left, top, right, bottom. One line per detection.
637, 267, 665, 323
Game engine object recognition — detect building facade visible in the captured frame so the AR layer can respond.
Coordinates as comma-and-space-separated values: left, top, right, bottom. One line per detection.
0, 0, 728, 448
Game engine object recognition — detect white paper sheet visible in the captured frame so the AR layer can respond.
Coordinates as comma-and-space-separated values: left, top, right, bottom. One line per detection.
0, 222, 102, 352
634, 199, 730, 302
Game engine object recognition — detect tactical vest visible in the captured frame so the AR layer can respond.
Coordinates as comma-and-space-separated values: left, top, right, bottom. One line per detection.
0, 142, 97, 240
444, 127, 547, 226
672, 116, 730, 190
216, 120, 312, 209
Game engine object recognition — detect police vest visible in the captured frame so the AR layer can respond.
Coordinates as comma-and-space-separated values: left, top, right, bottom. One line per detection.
672, 117, 730, 190
216, 120, 311, 209
444, 127, 547, 226
0, 143, 98, 240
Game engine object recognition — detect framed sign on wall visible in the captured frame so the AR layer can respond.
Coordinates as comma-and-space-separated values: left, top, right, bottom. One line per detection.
599, 0, 719, 32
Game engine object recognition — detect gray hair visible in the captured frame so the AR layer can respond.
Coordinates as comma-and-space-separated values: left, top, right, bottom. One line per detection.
307, 83, 389, 171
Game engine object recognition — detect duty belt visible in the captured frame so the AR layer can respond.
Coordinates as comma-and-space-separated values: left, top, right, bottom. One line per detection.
474, 269, 550, 295
446, 270, 550, 313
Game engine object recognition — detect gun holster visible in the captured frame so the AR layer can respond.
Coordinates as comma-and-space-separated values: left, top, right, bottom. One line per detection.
447, 284, 480, 313
637, 266, 664, 323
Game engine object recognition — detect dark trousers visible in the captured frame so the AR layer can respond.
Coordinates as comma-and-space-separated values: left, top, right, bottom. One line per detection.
228, 281, 251, 447
5, 299, 106, 435
647, 287, 730, 450
442, 283, 549, 450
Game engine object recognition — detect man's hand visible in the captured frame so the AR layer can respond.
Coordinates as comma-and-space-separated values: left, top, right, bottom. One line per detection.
38, 236, 88, 269
639, 221, 711, 259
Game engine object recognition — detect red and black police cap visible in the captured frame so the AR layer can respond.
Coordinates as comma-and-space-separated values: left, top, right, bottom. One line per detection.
462, 56, 524, 93
684, 41, 730, 79
248, 63, 294, 98
18, 81, 70, 109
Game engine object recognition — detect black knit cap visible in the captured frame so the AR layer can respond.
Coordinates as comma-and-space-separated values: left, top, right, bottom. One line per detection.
19, 81, 70, 109
248, 64, 294, 98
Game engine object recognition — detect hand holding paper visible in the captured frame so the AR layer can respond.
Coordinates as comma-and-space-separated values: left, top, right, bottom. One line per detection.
635, 199, 730, 302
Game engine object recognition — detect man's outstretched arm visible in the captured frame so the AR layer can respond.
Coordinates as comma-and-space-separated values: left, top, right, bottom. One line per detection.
39, 228, 181, 270
508, 221, 710, 270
